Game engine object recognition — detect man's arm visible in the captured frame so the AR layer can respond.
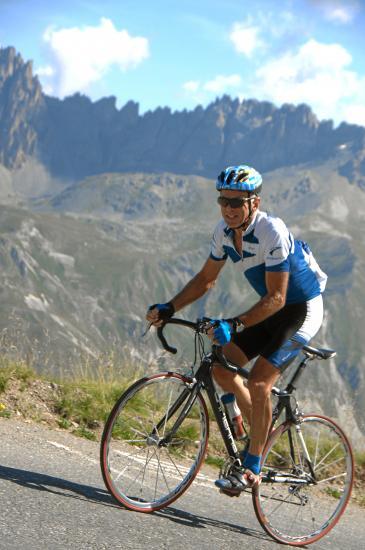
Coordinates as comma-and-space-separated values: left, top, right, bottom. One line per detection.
235, 271, 289, 328
146, 257, 225, 326
171, 257, 226, 312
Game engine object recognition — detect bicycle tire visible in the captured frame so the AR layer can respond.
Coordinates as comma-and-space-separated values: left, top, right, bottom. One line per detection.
100, 372, 209, 512
252, 414, 354, 546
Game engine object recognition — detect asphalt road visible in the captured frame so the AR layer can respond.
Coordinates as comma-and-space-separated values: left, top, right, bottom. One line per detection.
0, 418, 364, 550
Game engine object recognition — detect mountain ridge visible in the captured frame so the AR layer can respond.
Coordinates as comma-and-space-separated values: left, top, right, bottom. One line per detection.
0, 45, 365, 186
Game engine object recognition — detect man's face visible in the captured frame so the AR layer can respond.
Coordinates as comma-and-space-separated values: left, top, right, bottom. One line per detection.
218, 189, 260, 229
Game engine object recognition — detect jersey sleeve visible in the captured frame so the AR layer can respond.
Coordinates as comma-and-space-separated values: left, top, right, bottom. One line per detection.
264, 221, 293, 272
209, 221, 228, 261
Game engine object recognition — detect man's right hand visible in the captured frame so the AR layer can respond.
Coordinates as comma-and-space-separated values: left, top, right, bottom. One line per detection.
146, 302, 175, 327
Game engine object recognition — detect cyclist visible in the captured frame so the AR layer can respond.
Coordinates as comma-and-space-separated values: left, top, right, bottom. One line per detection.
146, 164, 327, 494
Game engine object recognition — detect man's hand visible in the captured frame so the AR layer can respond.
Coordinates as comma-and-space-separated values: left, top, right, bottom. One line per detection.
209, 319, 233, 346
146, 302, 175, 327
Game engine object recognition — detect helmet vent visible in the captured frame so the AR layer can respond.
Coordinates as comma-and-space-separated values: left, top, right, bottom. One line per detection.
235, 169, 250, 183
226, 170, 235, 185
218, 171, 225, 183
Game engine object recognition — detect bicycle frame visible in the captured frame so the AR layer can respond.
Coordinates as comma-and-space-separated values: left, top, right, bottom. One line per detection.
155, 318, 324, 478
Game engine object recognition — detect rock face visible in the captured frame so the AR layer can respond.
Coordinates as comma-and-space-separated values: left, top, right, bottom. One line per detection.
0, 47, 44, 168
1, 46, 365, 182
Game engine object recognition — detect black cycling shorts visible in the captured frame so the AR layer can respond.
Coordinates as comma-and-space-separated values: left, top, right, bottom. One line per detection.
232, 301, 308, 370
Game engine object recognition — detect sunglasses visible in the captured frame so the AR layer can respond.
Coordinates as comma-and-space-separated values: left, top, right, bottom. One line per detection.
217, 196, 254, 209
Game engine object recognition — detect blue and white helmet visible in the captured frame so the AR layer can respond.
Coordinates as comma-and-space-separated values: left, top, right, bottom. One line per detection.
216, 165, 262, 195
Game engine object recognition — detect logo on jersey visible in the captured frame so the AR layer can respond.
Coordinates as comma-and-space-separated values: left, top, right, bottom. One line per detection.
269, 246, 282, 257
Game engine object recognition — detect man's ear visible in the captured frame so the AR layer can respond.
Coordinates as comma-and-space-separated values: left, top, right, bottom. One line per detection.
253, 196, 260, 210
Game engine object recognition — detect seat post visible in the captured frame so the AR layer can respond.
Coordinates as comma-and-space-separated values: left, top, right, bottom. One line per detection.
285, 356, 311, 393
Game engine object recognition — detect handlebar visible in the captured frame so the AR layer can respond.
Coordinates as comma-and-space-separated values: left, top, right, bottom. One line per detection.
155, 317, 247, 377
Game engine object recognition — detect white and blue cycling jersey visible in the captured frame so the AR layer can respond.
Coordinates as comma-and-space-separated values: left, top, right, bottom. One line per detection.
210, 211, 327, 304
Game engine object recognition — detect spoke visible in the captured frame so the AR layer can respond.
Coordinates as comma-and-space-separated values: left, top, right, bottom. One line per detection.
308, 491, 318, 531
316, 472, 347, 484
314, 442, 341, 472
154, 450, 162, 500
122, 447, 158, 496
256, 418, 353, 544
265, 489, 296, 518
139, 448, 151, 496
314, 456, 345, 475
288, 497, 303, 535
155, 450, 172, 493
269, 441, 296, 470
162, 446, 187, 479
118, 408, 150, 438
113, 444, 147, 483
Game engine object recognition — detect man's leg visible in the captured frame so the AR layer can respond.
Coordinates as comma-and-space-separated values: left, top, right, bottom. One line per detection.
214, 352, 281, 492
247, 356, 281, 453
243, 356, 280, 484
212, 341, 252, 424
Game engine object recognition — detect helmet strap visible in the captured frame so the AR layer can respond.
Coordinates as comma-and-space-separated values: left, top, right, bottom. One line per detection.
232, 196, 256, 231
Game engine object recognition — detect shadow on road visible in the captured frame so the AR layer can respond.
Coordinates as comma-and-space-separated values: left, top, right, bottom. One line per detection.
156, 506, 269, 542
0, 464, 269, 542
0, 464, 116, 507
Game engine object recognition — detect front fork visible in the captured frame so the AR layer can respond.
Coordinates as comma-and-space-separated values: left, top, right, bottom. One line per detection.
154, 381, 201, 446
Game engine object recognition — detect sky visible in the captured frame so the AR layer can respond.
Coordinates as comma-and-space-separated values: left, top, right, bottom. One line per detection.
1, 0, 365, 126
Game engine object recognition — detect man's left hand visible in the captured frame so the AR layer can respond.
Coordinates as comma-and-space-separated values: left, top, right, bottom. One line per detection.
210, 319, 232, 346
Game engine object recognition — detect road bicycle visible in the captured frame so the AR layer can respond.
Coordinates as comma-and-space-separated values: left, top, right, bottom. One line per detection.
100, 317, 354, 546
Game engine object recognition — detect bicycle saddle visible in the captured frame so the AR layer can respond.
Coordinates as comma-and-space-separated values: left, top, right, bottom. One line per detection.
302, 345, 336, 360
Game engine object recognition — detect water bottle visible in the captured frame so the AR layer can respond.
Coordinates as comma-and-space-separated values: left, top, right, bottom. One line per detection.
221, 392, 245, 440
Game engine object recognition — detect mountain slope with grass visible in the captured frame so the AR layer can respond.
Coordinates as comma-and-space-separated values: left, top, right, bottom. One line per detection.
1, 162, 365, 442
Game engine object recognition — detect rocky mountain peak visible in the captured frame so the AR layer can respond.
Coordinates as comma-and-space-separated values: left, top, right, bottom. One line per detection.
0, 47, 44, 168
1, 45, 365, 185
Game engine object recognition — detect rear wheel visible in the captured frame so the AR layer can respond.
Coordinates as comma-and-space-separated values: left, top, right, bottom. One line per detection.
100, 372, 209, 512
253, 414, 354, 546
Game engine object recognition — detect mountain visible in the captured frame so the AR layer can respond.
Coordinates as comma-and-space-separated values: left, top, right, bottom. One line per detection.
1, 46, 365, 186
0, 164, 364, 444
1, 45, 365, 445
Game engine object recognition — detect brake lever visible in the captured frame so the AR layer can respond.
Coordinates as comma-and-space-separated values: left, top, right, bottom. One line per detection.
141, 322, 152, 337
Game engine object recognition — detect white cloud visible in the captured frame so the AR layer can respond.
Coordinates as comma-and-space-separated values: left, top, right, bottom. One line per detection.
309, 1, 359, 24
229, 22, 264, 57
328, 7, 353, 23
203, 74, 242, 93
341, 103, 365, 127
183, 80, 200, 92
40, 17, 149, 97
183, 74, 242, 104
254, 39, 365, 124
35, 65, 54, 77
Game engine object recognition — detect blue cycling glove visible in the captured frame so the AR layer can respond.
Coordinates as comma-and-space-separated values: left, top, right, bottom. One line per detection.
212, 320, 232, 346
148, 302, 175, 321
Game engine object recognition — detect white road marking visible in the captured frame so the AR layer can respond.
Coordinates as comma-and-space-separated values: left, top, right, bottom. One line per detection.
46, 440, 217, 488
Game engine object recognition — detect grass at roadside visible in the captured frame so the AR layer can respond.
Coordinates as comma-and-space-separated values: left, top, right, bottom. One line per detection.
0, 356, 138, 438
0, 356, 364, 506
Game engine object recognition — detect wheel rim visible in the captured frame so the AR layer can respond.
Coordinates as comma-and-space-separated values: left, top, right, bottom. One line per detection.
101, 373, 208, 511
254, 415, 354, 545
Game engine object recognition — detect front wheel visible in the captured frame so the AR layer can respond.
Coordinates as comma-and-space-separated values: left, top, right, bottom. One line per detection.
253, 414, 354, 546
100, 372, 209, 512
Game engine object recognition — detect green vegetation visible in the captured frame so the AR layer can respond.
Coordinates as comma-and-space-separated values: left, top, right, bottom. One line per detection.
0, 357, 364, 507
0, 357, 36, 393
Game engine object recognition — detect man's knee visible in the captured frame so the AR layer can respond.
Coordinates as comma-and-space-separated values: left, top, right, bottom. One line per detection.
212, 364, 234, 388
247, 378, 272, 402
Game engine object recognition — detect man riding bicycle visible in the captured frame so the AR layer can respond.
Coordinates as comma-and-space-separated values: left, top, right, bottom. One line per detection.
146, 164, 327, 493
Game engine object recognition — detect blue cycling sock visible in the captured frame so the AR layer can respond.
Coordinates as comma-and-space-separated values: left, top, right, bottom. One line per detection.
239, 446, 248, 463
243, 452, 261, 475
